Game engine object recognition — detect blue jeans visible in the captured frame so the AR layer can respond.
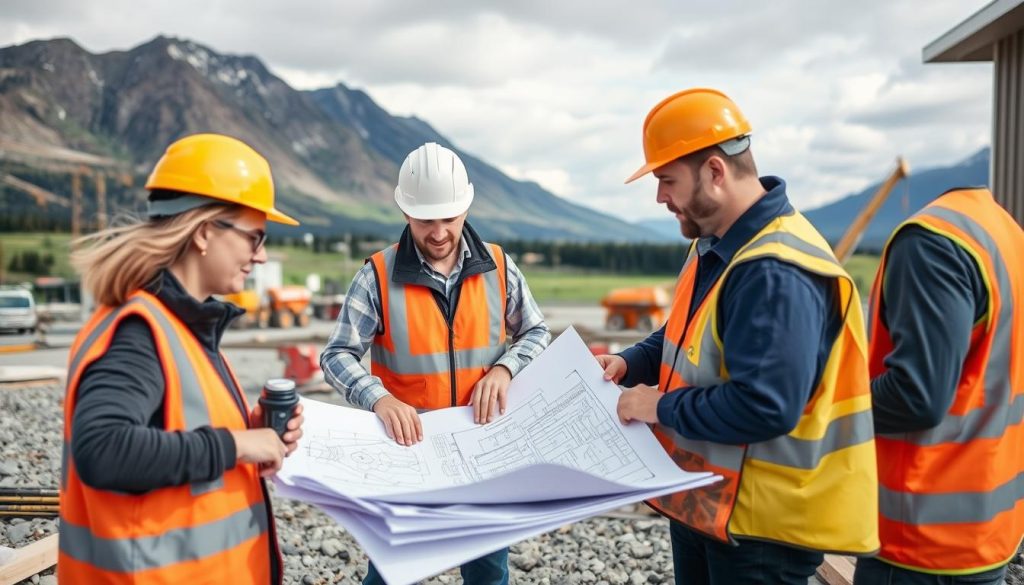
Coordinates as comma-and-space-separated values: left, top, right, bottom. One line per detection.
363, 547, 509, 585
669, 521, 823, 585
854, 557, 1007, 585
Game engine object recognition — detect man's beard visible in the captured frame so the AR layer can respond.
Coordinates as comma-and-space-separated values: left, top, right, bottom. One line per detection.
420, 237, 455, 262
677, 179, 719, 239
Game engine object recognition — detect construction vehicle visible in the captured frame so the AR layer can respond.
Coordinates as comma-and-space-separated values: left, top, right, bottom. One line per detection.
832, 157, 910, 263
222, 260, 312, 329
600, 286, 670, 332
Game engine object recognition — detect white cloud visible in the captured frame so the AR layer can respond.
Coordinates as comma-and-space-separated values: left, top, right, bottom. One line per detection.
0, 0, 996, 220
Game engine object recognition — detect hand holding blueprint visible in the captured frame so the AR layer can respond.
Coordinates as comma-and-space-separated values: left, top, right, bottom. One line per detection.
276, 327, 720, 585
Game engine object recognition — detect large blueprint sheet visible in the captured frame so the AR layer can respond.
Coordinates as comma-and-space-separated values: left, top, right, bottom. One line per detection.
276, 328, 720, 584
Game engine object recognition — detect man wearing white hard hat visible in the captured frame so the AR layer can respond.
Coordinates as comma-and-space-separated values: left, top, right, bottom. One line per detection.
321, 142, 550, 584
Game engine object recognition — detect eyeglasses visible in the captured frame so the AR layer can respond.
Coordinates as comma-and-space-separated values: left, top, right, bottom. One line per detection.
212, 219, 267, 253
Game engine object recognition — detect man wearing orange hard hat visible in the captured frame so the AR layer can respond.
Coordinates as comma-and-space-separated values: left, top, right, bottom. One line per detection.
596, 89, 879, 584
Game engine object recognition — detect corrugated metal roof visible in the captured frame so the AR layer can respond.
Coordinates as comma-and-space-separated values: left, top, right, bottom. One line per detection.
924, 0, 1024, 62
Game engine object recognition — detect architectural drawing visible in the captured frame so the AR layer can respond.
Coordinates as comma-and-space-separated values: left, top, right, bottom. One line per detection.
304, 430, 429, 489
447, 371, 655, 483
294, 353, 655, 494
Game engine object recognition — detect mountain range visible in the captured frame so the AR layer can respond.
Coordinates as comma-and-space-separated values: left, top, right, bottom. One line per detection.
0, 36, 660, 241
0, 36, 992, 248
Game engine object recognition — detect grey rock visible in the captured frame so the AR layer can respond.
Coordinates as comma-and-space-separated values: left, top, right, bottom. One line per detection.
39, 576, 58, 585
512, 552, 540, 572
281, 542, 301, 556
6, 523, 31, 544
320, 538, 342, 557
630, 543, 654, 559
301, 576, 317, 585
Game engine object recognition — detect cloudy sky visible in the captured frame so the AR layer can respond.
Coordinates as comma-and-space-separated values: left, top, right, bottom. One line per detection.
1, 0, 996, 221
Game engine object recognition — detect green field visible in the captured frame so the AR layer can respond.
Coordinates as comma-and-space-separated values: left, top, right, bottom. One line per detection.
0, 232, 883, 302
519, 269, 676, 304
844, 254, 881, 298
0, 232, 75, 281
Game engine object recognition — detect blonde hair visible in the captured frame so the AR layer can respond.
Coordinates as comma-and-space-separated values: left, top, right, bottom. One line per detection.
71, 205, 236, 307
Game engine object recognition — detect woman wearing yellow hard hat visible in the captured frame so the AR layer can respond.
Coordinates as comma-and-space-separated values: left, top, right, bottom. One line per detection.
59, 133, 301, 584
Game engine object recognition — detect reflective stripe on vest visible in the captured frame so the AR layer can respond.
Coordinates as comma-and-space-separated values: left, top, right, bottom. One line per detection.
869, 188, 1024, 574
59, 501, 269, 573
650, 210, 879, 554
58, 291, 275, 584
370, 243, 508, 409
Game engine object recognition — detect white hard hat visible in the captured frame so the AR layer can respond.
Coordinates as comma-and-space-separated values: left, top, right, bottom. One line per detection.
394, 142, 474, 220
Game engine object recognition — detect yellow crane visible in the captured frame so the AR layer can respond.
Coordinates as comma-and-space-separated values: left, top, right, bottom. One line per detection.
833, 157, 911, 264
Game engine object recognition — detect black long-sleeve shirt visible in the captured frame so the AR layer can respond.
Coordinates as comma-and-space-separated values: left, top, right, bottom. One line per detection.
870, 225, 988, 434
71, 270, 246, 492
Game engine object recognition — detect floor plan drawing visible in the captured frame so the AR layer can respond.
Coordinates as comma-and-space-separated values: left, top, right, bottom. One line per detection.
285, 329, 682, 499
304, 430, 429, 490
446, 371, 655, 484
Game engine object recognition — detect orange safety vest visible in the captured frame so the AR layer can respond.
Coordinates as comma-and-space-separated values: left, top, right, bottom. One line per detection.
369, 242, 508, 409
58, 291, 279, 585
868, 188, 1024, 574
650, 210, 879, 554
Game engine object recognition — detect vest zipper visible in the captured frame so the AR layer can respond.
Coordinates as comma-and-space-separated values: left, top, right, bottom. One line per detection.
430, 292, 460, 407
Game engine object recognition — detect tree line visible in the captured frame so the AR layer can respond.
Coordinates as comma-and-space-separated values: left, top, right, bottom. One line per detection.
267, 234, 690, 275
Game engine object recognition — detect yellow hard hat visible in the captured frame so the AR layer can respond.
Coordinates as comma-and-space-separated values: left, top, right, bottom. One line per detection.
144, 133, 299, 225
625, 88, 752, 184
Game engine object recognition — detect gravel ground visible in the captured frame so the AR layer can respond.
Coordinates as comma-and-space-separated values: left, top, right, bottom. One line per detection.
3, 382, 1022, 585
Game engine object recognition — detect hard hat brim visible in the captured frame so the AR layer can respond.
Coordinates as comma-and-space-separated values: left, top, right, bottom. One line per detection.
395, 192, 474, 221
395, 186, 474, 220
266, 207, 300, 226
624, 161, 660, 184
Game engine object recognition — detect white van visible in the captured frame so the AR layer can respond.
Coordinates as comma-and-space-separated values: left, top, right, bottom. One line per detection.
0, 288, 38, 334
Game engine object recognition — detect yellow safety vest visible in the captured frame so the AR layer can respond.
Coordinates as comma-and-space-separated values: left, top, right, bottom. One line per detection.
650, 210, 879, 554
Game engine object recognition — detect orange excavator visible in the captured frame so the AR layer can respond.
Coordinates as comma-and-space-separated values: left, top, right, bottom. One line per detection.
600, 286, 670, 332
221, 260, 311, 329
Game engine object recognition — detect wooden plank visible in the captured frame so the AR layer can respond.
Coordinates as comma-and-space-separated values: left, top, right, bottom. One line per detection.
816, 554, 855, 585
0, 534, 58, 585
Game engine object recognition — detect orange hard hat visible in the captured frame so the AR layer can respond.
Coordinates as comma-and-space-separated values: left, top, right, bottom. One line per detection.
625, 88, 752, 183
145, 133, 299, 225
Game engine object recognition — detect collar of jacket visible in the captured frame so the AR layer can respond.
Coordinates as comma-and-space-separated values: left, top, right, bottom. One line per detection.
390, 221, 498, 294
144, 269, 244, 352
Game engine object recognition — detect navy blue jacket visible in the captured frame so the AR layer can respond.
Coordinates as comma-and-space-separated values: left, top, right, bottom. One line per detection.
619, 177, 842, 445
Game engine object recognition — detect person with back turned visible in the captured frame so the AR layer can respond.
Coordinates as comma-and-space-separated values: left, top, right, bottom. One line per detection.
854, 186, 1024, 584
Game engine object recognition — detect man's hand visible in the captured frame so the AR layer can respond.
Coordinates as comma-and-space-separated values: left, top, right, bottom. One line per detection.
469, 365, 512, 424
373, 395, 423, 446
617, 384, 662, 425
596, 354, 627, 384
249, 402, 305, 457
